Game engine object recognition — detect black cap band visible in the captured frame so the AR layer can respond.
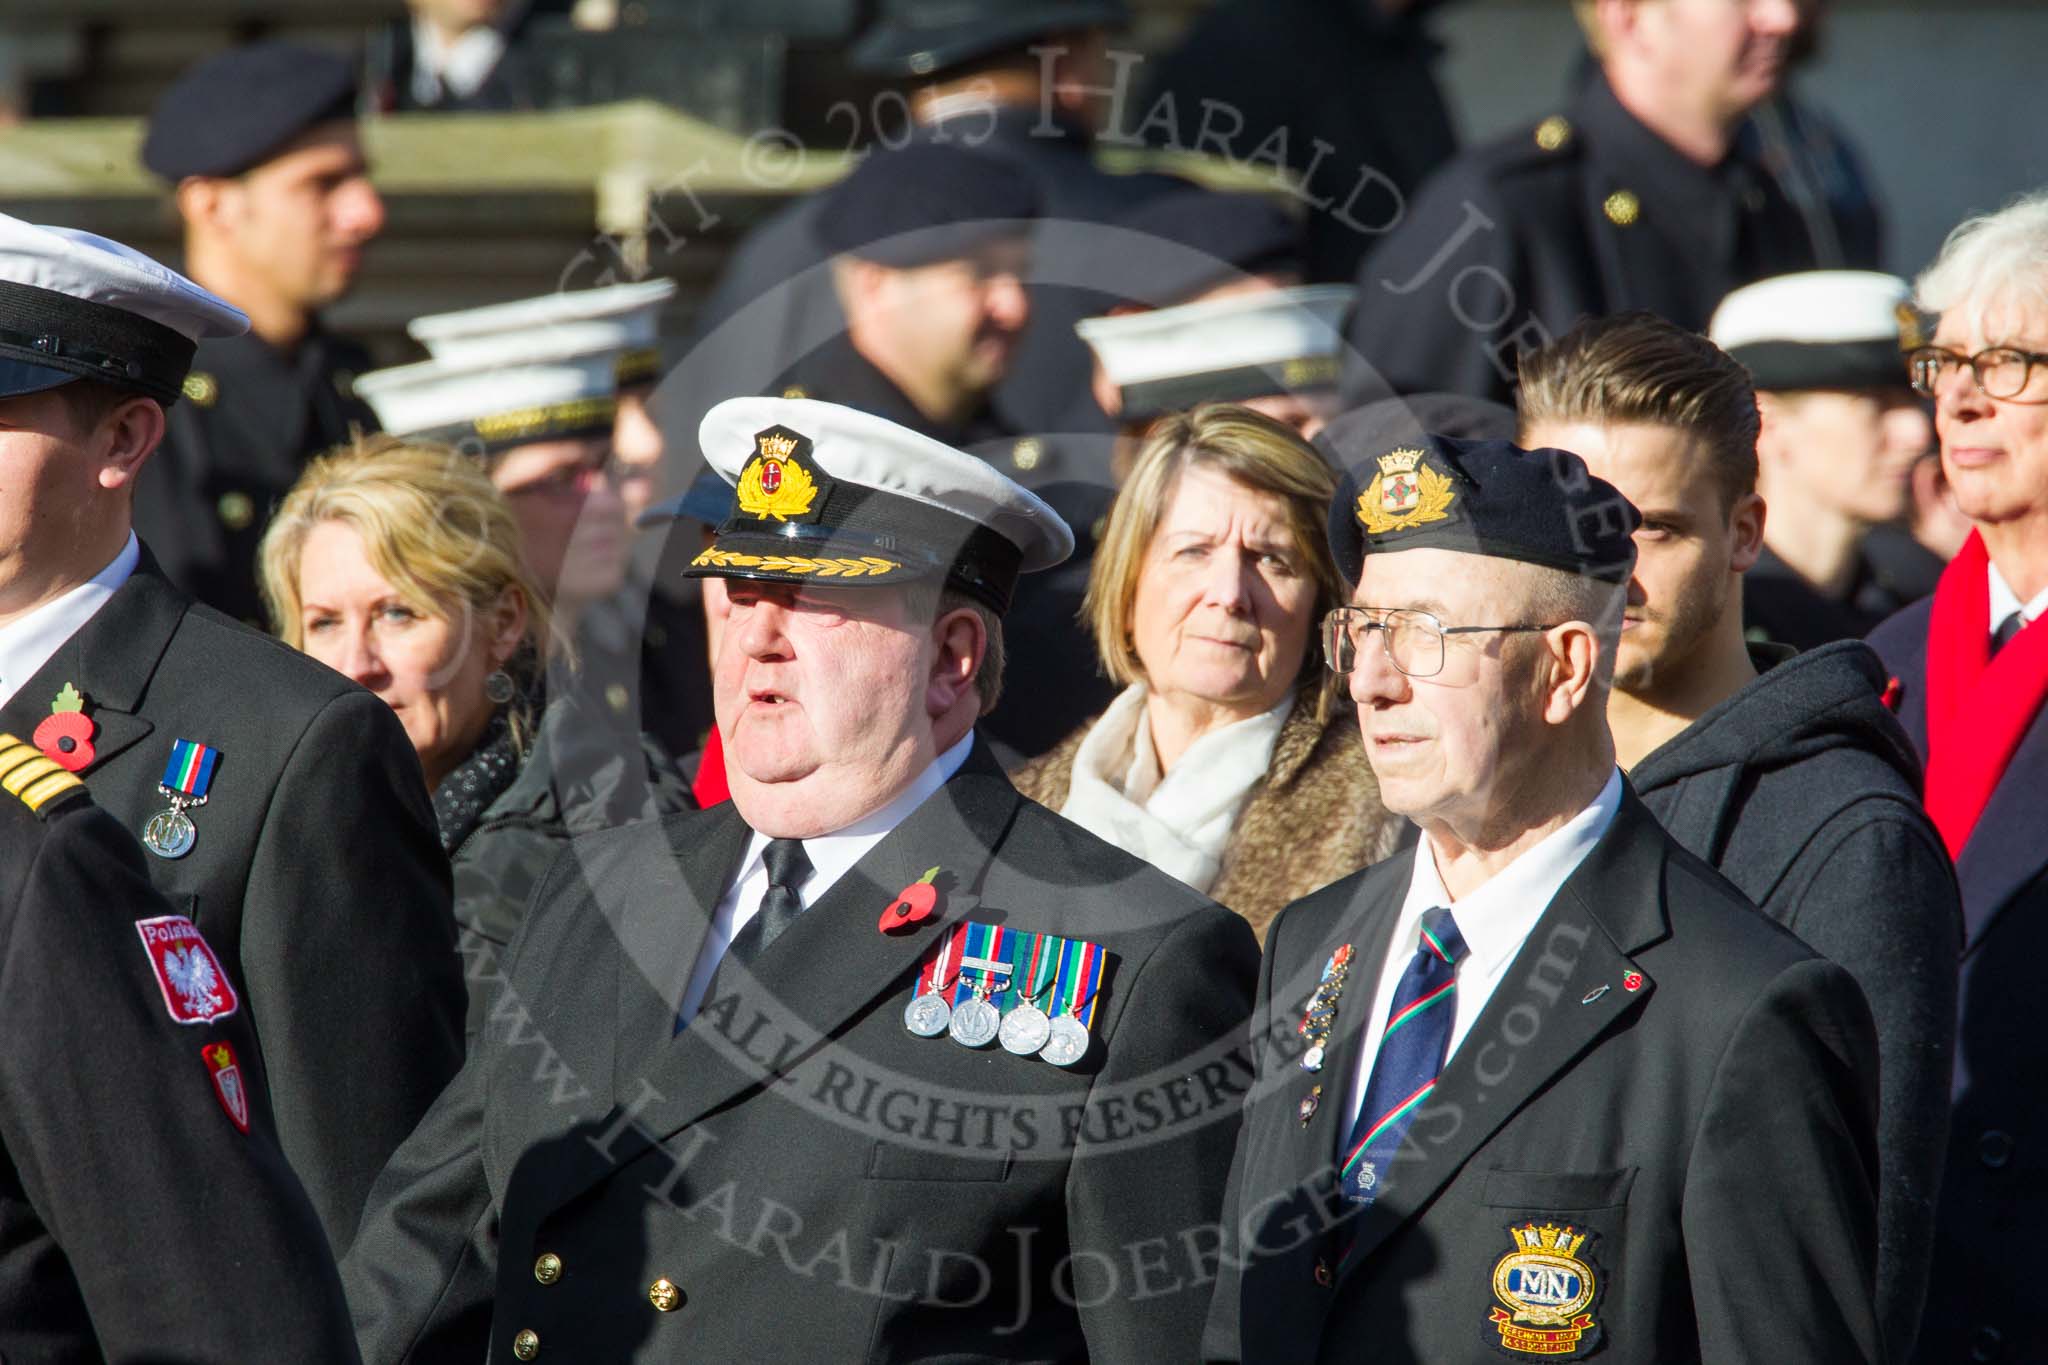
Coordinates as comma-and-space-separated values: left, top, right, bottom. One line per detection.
1726, 338, 1909, 392
411, 395, 618, 456
0, 280, 196, 405
1119, 355, 1339, 422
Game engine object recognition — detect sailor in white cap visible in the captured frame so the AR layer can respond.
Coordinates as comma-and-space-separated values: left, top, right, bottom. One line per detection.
1710, 270, 1934, 647
346, 396, 1260, 1365
0, 212, 466, 1254
409, 278, 679, 523
1078, 284, 1354, 445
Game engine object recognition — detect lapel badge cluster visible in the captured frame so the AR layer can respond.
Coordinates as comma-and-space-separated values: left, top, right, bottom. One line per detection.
31, 683, 97, 773
1299, 943, 1354, 1072
736, 425, 822, 522
1488, 1222, 1603, 1357
1357, 448, 1456, 535
904, 922, 1107, 1067
143, 737, 219, 860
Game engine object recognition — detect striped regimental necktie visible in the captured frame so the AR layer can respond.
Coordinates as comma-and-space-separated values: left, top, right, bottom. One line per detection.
1340, 906, 1469, 1205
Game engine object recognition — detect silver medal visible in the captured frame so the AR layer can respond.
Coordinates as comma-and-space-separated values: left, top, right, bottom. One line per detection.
998, 1002, 1051, 1055
1039, 1014, 1091, 1067
903, 992, 953, 1038
143, 805, 197, 860
948, 995, 1002, 1048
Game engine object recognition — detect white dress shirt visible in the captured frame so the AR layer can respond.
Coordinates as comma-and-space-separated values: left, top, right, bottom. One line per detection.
1343, 769, 1623, 1135
0, 533, 138, 709
1987, 559, 2048, 638
676, 732, 975, 1024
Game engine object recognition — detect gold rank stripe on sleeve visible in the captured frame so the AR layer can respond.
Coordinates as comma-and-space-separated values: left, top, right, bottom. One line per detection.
0, 733, 86, 816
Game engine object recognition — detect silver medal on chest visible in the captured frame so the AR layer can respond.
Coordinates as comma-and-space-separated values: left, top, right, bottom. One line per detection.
948, 995, 1002, 1048
1040, 1014, 1091, 1067
903, 992, 953, 1038
998, 1002, 1052, 1055
143, 806, 198, 859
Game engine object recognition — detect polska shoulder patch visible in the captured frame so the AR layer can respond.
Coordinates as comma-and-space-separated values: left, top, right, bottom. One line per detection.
135, 916, 239, 1025
1487, 1222, 1604, 1357
203, 1041, 250, 1132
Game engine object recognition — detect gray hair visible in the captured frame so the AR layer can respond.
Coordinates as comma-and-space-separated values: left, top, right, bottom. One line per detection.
1915, 189, 2048, 336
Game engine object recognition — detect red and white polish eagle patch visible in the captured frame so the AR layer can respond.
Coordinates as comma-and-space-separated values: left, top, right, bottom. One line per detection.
134, 916, 238, 1025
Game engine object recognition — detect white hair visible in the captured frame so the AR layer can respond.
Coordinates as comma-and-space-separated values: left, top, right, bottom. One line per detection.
1915, 188, 2048, 339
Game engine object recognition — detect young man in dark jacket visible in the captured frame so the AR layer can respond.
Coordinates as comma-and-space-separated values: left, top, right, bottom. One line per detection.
1518, 312, 1960, 1358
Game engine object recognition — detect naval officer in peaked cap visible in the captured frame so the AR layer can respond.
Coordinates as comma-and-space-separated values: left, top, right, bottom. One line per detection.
344, 397, 1259, 1363
1204, 433, 1883, 1362
0, 212, 464, 1254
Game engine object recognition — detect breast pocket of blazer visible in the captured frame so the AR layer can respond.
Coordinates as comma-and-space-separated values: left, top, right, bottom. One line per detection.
865, 1141, 1014, 1183
1482, 1166, 1637, 1212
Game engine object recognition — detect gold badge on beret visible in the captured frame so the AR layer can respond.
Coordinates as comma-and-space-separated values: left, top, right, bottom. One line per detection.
1357, 447, 1456, 535
736, 426, 821, 522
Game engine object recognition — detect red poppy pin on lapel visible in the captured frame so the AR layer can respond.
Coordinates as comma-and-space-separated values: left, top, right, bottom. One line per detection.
32, 683, 96, 772
879, 867, 943, 934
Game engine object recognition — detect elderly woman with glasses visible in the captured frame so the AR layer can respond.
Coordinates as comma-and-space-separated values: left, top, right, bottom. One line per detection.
260, 437, 690, 1036
1011, 404, 1403, 941
1870, 187, 2048, 1364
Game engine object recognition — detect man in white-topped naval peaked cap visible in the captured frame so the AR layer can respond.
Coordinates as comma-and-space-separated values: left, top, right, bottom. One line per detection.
1710, 270, 1935, 648
0, 211, 466, 1261
344, 393, 1258, 1364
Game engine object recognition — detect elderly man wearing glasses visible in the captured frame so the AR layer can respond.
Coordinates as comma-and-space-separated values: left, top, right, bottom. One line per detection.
1203, 433, 1883, 1365
1872, 188, 2048, 1365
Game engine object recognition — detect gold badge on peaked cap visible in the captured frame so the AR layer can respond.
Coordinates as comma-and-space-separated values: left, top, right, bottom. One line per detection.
736, 425, 822, 522
1357, 446, 1456, 535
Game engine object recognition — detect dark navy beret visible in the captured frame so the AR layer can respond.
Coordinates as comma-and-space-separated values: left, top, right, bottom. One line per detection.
1319, 432, 1640, 585
142, 42, 359, 181
850, 0, 1130, 77
1109, 189, 1303, 305
814, 144, 1039, 269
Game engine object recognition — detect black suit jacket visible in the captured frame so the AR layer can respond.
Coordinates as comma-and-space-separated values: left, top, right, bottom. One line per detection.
343, 742, 1259, 1362
0, 554, 464, 1253
1342, 75, 1817, 407
1870, 600, 2048, 1363
1204, 789, 1882, 1364
0, 769, 358, 1362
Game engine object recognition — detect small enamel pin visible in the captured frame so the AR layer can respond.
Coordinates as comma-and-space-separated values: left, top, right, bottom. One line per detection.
879, 866, 942, 934
31, 683, 96, 773
1299, 1084, 1323, 1126
203, 1041, 250, 1133
1623, 971, 1644, 993
1299, 944, 1354, 1073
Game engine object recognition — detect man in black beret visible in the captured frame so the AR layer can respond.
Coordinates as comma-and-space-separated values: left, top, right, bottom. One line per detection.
774, 143, 1038, 449
1204, 432, 1883, 1362
136, 41, 385, 626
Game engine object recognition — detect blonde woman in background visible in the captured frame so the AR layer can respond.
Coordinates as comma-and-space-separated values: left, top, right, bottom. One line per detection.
1012, 404, 1403, 941
260, 436, 689, 1035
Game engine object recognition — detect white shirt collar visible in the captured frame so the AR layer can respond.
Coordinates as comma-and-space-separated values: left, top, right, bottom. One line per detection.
1399, 767, 1624, 980
731, 730, 976, 907
1987, 559, 2048, 632
0, 533, 138, 710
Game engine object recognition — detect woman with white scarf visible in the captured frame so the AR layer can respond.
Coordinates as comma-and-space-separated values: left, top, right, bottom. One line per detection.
1012, 404, 1403, 942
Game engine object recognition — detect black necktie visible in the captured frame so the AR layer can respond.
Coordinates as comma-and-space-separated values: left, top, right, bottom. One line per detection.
726, 838, 813, 969
1992, 611, 2025, 658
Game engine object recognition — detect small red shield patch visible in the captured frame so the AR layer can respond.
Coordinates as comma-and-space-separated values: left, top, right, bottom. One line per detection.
203, 1042, 250, 1133
760, 458, 783, 494
135, 916, 239, 1024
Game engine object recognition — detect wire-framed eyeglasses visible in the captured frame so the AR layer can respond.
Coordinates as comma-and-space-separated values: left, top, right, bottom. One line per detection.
1321, 607, 1563, 678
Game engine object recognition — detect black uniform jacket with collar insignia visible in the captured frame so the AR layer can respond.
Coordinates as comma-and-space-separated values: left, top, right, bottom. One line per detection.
0, 771, 359, 1362
1870, 600, 2048, 1364
0, 551, 463, 1255
1342, 75, 1818, 408
134, 326, 378, 625
1202, 787, 1883, 1365
342, 740, 1260, 1364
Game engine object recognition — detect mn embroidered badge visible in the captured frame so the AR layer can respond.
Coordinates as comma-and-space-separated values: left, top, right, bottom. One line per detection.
203, 1041, 250, 1132
1487, 1222, 1603, 1357
135, 916, 239, 1024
